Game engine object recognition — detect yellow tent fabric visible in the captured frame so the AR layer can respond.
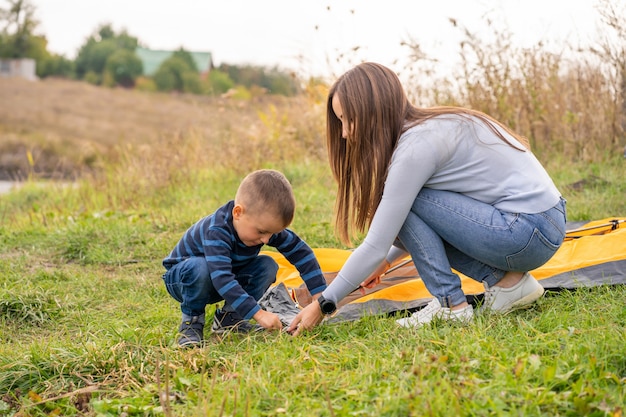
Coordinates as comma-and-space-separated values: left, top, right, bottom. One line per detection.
262, 218, 626, 321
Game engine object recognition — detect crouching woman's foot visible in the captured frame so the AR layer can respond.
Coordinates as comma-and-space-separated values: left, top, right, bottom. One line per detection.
396, 299, 474, 328
481, 272, 545, 313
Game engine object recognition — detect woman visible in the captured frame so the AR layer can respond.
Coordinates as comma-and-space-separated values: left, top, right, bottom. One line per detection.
288, 62, 566, 335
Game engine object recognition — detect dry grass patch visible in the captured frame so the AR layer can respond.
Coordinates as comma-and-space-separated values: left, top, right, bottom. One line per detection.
0, 78, 327, 181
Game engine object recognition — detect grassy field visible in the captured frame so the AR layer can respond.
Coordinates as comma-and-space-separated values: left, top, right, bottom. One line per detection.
0, 78, 625, 416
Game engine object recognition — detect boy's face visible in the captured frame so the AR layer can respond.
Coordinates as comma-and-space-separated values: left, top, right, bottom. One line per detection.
232, 204, 286, 247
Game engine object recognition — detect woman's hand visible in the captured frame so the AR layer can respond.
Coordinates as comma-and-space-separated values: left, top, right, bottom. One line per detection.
358, 260, 390, 295
286, 301, 324, 336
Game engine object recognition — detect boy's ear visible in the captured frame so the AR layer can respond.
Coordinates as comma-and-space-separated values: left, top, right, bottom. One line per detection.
232, 204, 244, 219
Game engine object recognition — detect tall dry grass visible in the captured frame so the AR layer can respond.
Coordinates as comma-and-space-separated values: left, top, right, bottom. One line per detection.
455, 33, 619, 160
396, 2, 625, 161
1, 1, 624, 188
93, 92, 329, 203
0, 78, 327, 186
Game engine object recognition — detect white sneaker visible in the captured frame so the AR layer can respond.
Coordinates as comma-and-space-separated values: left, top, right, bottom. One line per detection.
396, 298, 474, 328
481, 272, 545, 313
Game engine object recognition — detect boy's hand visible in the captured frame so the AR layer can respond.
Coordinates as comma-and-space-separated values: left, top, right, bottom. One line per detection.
253, 309, 283, 331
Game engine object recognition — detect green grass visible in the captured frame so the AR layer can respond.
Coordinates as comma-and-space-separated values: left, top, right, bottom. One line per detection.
0, 157, 625, 416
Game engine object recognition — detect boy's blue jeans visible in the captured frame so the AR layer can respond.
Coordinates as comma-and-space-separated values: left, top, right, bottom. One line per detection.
397, 189, 567, 308
162, 255, 278, 317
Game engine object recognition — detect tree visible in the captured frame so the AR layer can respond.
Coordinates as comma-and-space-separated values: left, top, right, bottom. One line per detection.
0, 0, 42, 58
105, 48, 142, 87
74, 23, 140, 85
153, 56, 186, 92
0, 0, 72, 78
153, 50, 201, 94
75, 38, 117, 81
171, 47, 197, 72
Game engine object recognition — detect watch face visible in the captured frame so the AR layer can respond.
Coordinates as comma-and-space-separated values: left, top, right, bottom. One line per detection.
320, 297, 336, 314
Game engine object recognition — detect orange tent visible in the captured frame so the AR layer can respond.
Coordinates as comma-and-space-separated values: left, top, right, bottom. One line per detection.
262, 218, 626, 322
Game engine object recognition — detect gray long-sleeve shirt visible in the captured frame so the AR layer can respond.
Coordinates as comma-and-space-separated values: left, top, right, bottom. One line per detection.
323, 114, 562, 303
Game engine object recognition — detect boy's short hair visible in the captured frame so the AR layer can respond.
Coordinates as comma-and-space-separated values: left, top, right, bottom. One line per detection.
235, 169, 296, 226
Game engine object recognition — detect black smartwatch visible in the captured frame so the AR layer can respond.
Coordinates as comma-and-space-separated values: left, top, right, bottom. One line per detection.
317, 295, 337, 315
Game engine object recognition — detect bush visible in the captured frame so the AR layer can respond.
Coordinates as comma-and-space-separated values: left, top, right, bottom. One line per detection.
84, 70, 100, 85
37, 53, 75, 79
134, 76, 157, 92
181, 71, 202, 94
218, 64, 300, 96
153, 55, 201, 93
205, 69, 234, 95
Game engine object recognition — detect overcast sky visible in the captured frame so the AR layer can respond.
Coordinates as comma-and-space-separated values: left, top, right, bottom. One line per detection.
30, 0, 600, 78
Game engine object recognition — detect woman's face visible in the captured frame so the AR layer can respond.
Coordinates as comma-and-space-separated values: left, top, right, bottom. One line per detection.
332, 94, 350, 139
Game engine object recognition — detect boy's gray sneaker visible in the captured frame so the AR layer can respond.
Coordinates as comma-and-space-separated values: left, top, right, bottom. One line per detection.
481, 272, 545, 313
177, 316, 204, 347
211, 309, 263, 334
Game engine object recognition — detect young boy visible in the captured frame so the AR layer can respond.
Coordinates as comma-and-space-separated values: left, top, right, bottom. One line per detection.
162, 169, 327, 347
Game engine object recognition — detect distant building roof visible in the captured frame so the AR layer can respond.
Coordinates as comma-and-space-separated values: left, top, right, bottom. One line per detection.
135, 47, 213, 76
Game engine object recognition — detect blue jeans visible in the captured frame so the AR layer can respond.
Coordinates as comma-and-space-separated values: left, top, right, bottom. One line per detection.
397, 189, 567, 307
162, 255, 278, 317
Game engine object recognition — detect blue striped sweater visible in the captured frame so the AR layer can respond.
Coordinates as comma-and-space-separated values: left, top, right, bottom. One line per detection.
163, 200, 327, 319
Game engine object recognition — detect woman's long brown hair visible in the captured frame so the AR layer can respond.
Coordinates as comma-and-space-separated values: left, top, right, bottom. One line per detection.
327, 62, 529, 245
